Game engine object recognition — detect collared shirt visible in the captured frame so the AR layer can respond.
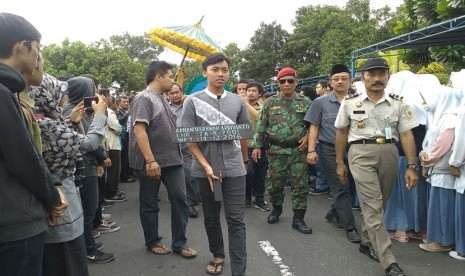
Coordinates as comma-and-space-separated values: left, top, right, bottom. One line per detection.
334, 91, 418, 143
129, 87, 182, 170
248, 99, 263, 132
169, 102, 183, 125
304, 91, 340, 144
179, 89, 250, 178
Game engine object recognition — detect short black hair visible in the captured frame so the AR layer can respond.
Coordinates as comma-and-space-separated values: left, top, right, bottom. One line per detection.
246, 82, 264, 95
238, 79, 250, 85
146, 60, 172, 85
202, 53, 230, 71
100, 88, 110, 97
300, 85, 317, 101
0, 13, 41, 58
317, 81, 328, 89
117, 95, 128, 103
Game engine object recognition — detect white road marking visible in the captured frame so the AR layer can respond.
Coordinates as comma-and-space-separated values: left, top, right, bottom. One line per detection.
258, 240, 296, 276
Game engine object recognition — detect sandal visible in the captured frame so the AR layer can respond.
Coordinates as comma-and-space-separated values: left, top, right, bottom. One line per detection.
206, 260, 224, 275
148, 244, 171, 255
388, 231, 409, 243
174, 247, 197, 258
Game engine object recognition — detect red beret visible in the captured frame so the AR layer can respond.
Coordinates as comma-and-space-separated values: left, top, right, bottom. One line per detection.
277, 67, 297, 79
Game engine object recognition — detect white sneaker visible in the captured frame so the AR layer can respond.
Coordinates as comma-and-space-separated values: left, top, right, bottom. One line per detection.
102, 213, 112, 221
449, 251, 465, 261
101, 220, 116, 227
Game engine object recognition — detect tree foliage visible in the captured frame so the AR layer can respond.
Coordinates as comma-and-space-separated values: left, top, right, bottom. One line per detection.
239, 22, 289, 84
42, 34, 163, 93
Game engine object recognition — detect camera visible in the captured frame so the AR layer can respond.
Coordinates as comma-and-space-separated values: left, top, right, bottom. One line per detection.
83, 96, 99, 108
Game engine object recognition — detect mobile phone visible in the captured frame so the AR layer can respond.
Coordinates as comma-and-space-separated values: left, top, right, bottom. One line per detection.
83, 96, 98, 108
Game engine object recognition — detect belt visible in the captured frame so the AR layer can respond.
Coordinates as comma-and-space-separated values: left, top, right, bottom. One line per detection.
350, 137, 394, 145
269, 139, 300, 148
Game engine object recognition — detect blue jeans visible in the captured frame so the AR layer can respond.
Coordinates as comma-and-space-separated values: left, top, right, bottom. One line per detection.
315, 143, 329, 190
0, 232, 45, 276
137, 165, 189, 250
246, 148, 268, 203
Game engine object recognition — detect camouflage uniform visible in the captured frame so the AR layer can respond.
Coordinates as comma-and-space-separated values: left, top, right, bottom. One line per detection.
251, 92, 311, 210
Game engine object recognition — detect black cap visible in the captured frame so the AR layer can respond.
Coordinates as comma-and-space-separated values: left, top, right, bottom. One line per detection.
330, 64, 350, 77
362, 58, 390, 71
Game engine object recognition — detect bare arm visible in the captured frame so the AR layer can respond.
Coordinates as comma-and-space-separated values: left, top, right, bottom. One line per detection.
134, 122, 160, 179
335, 128, 349, 184
306, 124, 320, 165
186, 142, 218, 191
400, 130, 418, 190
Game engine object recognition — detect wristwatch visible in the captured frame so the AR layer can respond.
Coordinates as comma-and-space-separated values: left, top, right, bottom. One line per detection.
406, 164, 419, 171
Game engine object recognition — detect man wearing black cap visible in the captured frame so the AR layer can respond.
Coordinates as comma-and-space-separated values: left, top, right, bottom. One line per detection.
334, 58, 418, 276
304, 64, 361, 243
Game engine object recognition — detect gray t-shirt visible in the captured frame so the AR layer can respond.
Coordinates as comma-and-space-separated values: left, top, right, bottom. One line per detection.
304, 92, 340, 144
129, 88, 182, 170
179, 90, 250, 178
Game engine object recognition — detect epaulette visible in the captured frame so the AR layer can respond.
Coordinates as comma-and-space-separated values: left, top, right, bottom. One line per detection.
388, 93, 403, 101
344, 93, 360, 100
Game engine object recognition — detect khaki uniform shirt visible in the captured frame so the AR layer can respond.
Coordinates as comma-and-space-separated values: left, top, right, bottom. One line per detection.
334, 92, 418, 143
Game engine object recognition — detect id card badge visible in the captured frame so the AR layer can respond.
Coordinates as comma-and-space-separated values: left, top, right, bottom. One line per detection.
384, 116, 393, 139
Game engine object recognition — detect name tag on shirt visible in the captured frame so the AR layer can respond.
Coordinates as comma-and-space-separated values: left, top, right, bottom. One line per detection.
353, 110, 365, 114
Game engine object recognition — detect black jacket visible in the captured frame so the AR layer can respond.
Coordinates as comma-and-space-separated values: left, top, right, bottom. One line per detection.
0, 63, 60, 243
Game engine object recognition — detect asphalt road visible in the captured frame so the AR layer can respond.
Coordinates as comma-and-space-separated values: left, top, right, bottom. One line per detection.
89, 182, 464, 276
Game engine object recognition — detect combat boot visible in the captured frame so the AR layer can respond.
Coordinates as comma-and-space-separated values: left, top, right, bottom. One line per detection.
267, 205, 282, 224
292, 209, 312, 234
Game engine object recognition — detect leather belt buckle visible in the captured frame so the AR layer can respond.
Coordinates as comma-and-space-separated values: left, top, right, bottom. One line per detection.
375, 137, 385, 144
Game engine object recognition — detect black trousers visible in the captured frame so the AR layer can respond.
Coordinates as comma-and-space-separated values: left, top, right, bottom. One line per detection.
120, 137, 133, 181
0, 232, 45, 276
106, 150, 121, 198
81, 176, 98, 255
42, 235, 89, 276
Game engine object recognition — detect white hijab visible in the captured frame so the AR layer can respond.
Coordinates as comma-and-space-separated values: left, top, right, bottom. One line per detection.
386, 71, 429, 125
422, 86, 462, 152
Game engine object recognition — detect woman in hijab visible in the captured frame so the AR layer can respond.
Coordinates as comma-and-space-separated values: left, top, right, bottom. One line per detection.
29, 74, 107, 276
449, 71, 465, 261
383, 71, 429, 243
419, 86, 462, 252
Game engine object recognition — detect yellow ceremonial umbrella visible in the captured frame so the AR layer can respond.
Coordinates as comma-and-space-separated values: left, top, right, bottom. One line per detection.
148, 16, 221, 85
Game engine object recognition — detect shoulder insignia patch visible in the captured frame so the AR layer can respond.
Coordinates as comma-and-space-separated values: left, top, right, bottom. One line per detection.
389, 93, 404, 101
344, 93, 360, 100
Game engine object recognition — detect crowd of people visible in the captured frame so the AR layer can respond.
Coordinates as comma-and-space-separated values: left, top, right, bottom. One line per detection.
1, 12, 465, 276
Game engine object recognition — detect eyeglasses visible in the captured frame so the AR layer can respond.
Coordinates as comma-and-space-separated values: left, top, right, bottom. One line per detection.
331, 77, 350, 82
278, 79, 295, 84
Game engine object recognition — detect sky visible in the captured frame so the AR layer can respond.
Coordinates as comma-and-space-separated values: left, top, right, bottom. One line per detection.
4, 0, 404, 63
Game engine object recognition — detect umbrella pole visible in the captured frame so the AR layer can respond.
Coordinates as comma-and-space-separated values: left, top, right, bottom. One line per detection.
175, 46, 190, 83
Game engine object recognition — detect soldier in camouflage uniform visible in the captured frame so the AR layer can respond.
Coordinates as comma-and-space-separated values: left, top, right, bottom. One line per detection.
251, 67, 312, 234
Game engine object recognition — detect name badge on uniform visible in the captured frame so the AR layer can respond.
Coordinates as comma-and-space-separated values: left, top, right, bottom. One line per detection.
384, 116, 392, 140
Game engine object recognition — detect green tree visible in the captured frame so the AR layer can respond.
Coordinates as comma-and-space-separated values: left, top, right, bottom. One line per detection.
42, 38, 147, 92
109, 32, 163, 63
239, 21, 289, 84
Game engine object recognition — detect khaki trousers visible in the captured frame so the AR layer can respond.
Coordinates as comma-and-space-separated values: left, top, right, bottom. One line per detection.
348, 143, 398, 269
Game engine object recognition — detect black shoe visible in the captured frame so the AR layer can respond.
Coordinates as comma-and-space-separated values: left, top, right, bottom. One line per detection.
267, 206, 282, 224
188, 206, 198, 218
292, 218, 313, 234
87, 250, 115, 264
385, 263, 405, 276
122, 178, 136, 183
308, 187, 330, 195
359, 244, 379, 262
95, 242, 104, 251
253, 201, 270, 212
325, 214, 343, 228
346, 229, 361, 243
245, 199, 252, 208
